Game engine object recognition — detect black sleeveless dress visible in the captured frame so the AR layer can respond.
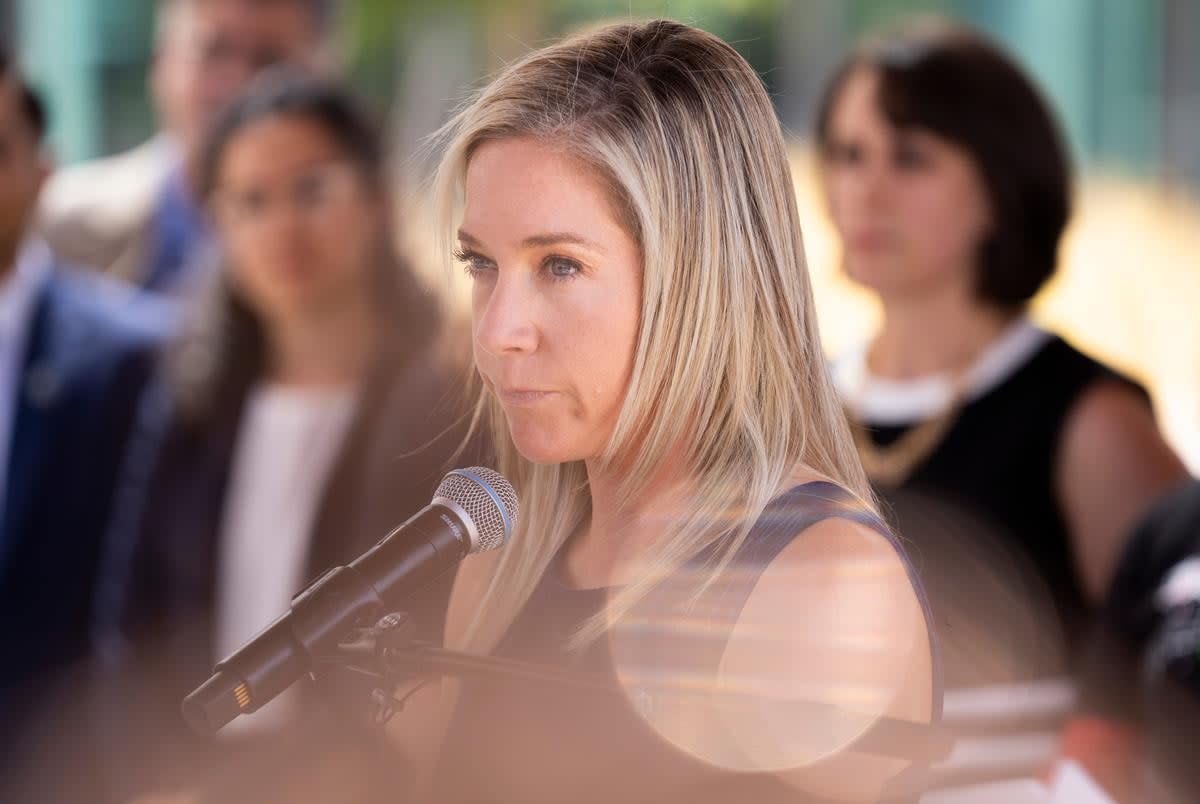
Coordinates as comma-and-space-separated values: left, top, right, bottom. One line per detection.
433, 482, 941, 803
859, 336, 1148, 671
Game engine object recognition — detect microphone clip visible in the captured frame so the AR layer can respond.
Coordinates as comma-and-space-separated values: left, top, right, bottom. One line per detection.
312, 610, 430, 726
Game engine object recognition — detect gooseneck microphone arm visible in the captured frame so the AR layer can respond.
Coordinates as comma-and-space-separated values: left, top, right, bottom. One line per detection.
325, 612, 955, 766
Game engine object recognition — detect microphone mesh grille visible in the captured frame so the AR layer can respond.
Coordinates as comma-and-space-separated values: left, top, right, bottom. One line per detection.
434, 467, 519, 554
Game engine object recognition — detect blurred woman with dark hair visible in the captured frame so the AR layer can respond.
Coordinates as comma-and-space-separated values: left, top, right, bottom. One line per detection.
93, 71, 474, 802
816, 21, 1187, 673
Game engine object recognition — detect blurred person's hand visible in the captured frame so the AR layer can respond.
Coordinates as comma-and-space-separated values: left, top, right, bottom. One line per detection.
1056, 721, 1141, 803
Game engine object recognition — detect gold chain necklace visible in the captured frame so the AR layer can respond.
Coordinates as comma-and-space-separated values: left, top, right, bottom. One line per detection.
846, 359, 974, 488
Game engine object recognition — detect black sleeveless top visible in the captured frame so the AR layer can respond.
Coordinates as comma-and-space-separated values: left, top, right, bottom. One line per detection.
433, 482, 941, 804
860, 336, 1148, 665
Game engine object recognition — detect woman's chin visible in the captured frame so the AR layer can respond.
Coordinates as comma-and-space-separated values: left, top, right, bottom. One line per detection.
512, 440, 576, 466
508, 424, 585, 466
843, 261, 900, 294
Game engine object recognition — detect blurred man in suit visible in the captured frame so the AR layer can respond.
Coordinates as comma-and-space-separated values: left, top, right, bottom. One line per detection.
38, 0, 336, 293
0, 52, 172, 800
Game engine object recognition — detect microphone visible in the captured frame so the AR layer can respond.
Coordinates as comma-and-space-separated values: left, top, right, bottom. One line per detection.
181, 467, 518, 736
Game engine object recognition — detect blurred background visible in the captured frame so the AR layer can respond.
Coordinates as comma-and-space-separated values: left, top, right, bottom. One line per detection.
3, 0, 1198, 472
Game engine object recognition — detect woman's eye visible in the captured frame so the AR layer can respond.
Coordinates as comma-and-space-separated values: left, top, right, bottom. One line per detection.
894, 140, 932, 170
239, 189, 268, 214
827, 142, 864, 166
453, 248, 494, 277
295, 175, 328, 207
543, 256, 582, 280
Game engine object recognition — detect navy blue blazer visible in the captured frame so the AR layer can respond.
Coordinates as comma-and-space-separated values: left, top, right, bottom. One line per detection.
0, 261, 171, 744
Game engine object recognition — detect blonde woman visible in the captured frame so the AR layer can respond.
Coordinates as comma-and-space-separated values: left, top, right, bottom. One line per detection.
398, 20, 940, 803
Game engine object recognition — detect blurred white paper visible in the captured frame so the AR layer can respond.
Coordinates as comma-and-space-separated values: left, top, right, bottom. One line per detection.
1049, 760, 1116, 803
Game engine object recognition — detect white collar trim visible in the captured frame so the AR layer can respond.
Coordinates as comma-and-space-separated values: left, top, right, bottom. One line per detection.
834, 317, 1051, 425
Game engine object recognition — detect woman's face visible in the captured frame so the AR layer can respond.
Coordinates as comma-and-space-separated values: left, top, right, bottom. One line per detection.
211, 114, 380, 322
821, 67, 993, 302
459, 137, 643, 465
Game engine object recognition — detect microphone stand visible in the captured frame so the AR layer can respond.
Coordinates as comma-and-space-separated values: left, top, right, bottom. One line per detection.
313, 612, 955, 765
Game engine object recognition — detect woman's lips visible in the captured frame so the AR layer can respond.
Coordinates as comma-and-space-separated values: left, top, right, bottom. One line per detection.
848, 229, 894, 251
496, 387, 560, 407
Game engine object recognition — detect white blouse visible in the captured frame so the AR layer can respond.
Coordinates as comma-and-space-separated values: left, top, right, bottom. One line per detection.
214, 383, 357, 737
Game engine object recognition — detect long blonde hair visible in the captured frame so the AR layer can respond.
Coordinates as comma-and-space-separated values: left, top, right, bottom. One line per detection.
432, 19, 873, 653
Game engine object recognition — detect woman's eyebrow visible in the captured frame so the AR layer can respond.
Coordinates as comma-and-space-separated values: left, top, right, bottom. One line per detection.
457, 228, 607, 255
519, 232, 605, 253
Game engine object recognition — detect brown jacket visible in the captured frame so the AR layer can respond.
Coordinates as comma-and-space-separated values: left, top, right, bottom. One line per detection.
95, 333, 483, 803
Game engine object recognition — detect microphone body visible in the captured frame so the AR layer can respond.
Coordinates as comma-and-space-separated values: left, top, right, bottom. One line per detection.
183, 468, 517, 736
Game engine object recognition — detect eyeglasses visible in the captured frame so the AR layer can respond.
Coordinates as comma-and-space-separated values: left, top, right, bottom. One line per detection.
210, 162, 365, 231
